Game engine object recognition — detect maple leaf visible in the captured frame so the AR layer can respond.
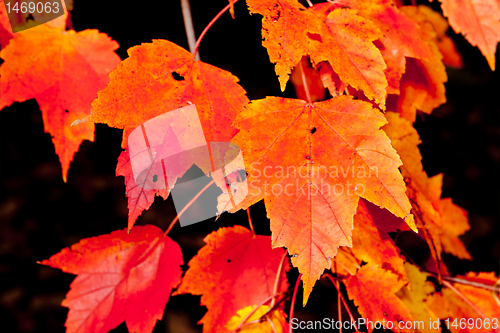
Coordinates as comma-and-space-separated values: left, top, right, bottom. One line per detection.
231, 96, 415, 304
88, 39, 248, 147
345, 264, 414, 333
175, 226, 289, 333
307, 4, 388, 106
388, 5, 447, 123
85, 40, 248, 227
246, 0, 321, 91
0, 23, 120, 181
383, 112, 471, 274
334, 0, 432, 95
226, 305, 288, 333
439, 0, 500, 70
248, 0, 388, 105
345, 199, 408, 279
40, 225, 183, 333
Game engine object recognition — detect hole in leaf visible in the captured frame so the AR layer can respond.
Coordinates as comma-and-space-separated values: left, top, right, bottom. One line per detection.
26, 14, 34, 22
227, 259, 231, 262
307, 33, 322, 42
152, 174, 158, 182
172, 72, 185, 81
310, 127, 317, 134
64, 110, 69, 113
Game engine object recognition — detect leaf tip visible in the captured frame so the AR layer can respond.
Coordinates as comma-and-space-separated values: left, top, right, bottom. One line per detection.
405, 213, 418, 233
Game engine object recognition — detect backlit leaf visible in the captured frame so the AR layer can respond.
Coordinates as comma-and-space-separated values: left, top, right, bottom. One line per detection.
40, 225, 183, 333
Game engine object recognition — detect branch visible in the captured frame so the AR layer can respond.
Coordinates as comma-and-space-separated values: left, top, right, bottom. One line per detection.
181, 0, 200, 60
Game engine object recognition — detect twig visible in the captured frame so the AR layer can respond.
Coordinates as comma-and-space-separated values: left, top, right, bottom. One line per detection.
289, 273, 302, 333
194, 0, 239, 58
442, 280, 491, 323
494, 278, 500, 307
441, 276, 500, 293
326, 275, 361, 333
181, 0, 200, 60
337, 278, 342, 333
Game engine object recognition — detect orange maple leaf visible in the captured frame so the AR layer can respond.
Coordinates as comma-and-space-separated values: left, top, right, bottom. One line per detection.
231, 96, 415, 304
439, 0, 500, 70
88, 39, 248, 147
335, 199, 409, 279
308, 3, 388, 106
40, 225, 183, 333
86, 40, 248, 227
248, 0, 388, 106
345, 264, 414, 333
334, 0, 432, 95
0, 23, 120, 181
175, 226, 289, 333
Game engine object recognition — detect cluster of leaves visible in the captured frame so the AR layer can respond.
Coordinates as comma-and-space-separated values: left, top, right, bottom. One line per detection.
1, 0, 499, 332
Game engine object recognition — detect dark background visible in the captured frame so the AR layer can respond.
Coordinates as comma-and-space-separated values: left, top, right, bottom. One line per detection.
0, 0, 499, 332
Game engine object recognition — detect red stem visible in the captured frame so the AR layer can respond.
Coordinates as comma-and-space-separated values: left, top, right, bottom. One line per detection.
337, 278, 342, 333
193, 0, 239, 58
289, 273, 302, 333
246, 208, 255, 236
271, 251, 288, 308
326, 275, 361, 333
442, 280, 492, 323
299, 60, 312, 104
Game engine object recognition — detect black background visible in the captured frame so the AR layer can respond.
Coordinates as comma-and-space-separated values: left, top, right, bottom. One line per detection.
0, 0, 499, 332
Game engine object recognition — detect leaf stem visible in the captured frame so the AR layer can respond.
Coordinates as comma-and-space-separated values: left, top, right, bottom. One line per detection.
299, 59, 313, 104
337, 277, 342, 333
163, 179, 215, 236
289, 273, 302, 333
231, 292, 284, 333
493, 278, 500, 307
181, 0, 200, 60
271, 251, 289, 308
326, 275, 361, 333
246, 208, 255, 236
441, 276, 500, 293
193, 0, 239, 58
442, 279, 495, 330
